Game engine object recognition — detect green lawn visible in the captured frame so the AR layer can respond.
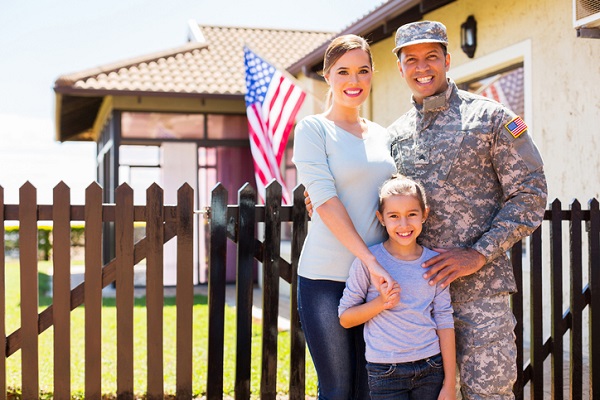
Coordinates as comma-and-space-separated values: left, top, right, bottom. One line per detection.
4, 261, 317, 398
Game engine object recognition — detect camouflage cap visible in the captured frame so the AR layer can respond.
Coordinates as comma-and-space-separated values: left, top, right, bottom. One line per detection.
392, 20, 448, 56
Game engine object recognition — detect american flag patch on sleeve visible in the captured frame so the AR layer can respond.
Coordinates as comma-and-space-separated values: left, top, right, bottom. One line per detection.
504, 116, 527, 138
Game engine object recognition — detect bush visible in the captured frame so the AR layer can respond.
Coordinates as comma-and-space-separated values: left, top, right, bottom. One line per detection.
4, 224, 86, 261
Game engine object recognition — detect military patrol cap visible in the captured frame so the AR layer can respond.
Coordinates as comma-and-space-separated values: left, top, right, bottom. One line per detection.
392, 20, 448, 56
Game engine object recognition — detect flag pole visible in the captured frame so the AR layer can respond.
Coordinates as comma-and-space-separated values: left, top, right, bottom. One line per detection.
244, 44, 325, 110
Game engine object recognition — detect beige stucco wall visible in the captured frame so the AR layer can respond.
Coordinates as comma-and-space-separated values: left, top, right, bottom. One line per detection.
367, 0, 600, 202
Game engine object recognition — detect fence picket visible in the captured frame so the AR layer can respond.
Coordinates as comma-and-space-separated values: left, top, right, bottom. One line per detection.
85, 182, 103, 399
176, 184, 194, 399
116, 184, 135, 399
52, 182, 71, 398
207, 184, 228, 400
511, 240, 524, 400
589, 199, 600, 398
0, 186, 5, 398
19, 182, 39, 399
570, 200, 583, 399
530, 226, 544, 399
550, 199, 564, 399
261, 182, 282, 400
235, 183, 256, 398
146, 184, 165, 399
289, 185, 308, 400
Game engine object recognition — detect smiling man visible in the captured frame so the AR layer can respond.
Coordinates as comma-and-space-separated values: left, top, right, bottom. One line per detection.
388, 21, 547, 399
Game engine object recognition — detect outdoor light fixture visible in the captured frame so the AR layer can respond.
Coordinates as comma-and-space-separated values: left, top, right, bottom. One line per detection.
461, 15, 477, 58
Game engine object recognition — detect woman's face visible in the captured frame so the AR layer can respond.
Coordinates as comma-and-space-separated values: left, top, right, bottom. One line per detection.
324, 48, 372, 109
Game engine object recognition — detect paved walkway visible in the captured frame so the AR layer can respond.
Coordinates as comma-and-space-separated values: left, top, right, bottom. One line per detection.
194, 283, 292, 331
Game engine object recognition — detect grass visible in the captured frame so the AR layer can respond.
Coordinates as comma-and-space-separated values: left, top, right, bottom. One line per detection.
4, 260, 318, 398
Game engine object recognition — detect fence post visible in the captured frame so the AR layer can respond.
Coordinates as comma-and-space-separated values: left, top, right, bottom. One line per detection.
207, 184, 228, 400
235, 183, 256, 398
260, 181, 282, 400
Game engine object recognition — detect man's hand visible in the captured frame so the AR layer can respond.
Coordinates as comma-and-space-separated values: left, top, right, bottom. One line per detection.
422, 247, 486, 288
304, 190, 313, 218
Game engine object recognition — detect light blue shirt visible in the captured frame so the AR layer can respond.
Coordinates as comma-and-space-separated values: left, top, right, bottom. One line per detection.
339, 244, 454, 363
293, 114, 396, 281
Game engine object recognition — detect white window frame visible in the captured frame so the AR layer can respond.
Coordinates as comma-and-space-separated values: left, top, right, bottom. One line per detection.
449, 39, 533, 131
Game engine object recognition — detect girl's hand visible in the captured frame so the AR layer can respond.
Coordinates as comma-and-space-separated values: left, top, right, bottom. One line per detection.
366, 260, 399, 299
378, 281, 400, 309
437, 384, 457, 400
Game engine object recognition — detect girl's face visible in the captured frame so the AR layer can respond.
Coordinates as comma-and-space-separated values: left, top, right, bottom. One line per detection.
376, 194, 427, 250
324, 48, 372, 109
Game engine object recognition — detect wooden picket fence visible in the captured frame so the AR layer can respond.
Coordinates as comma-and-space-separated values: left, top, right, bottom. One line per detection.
0, 181, 599, 399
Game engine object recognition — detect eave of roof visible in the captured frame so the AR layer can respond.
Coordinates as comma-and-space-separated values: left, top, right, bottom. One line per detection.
287, 0, 455, 78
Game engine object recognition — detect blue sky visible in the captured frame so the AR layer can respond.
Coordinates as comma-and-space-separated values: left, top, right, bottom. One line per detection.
0, 0, 382, 203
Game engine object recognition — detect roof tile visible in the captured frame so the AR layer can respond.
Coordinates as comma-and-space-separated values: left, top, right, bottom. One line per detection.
55, 25, 333, 97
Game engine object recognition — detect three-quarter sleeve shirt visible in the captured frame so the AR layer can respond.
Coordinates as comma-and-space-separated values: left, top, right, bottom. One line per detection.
293, 114, 396, 281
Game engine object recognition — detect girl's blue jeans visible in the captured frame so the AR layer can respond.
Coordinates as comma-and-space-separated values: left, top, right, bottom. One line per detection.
297, 276, 369, 400
366, 353, 445, 399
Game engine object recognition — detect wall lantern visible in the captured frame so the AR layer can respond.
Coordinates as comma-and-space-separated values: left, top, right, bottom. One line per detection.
461, 15, 477, 58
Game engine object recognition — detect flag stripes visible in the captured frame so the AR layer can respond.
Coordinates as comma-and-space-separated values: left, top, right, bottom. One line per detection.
244, 46, 305, 203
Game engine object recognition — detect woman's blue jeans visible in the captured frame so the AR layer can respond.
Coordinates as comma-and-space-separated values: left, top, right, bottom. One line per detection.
298, 276, 369, 400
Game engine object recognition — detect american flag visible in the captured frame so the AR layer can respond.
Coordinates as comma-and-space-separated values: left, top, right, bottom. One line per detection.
243, 46, 306, 204
478, 67, 524, 117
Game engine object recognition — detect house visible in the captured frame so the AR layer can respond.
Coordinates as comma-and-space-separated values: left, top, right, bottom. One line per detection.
289, 0, 600, 203
53, 23, 332, 284
54, 0, 600, 285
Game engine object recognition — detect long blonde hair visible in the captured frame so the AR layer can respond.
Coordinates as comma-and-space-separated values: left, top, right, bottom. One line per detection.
322, 34, 374, 109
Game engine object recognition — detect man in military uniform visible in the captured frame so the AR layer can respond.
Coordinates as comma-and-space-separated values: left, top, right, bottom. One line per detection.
389, 21, 547, 399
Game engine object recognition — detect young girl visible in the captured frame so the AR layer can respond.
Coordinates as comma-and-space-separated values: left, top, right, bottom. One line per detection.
338, 174, 456, 400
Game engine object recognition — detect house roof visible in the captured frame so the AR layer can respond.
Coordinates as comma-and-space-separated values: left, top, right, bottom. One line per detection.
54, 25, 333, 141
55, 26, 332, 97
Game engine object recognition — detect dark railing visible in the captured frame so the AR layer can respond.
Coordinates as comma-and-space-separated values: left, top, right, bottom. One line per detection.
208, 182, 600, 400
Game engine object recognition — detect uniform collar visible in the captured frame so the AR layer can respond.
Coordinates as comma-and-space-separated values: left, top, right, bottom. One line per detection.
412, 78, 455, 113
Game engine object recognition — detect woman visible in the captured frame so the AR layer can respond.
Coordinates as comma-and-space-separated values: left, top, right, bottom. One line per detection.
293, 34, 397, 399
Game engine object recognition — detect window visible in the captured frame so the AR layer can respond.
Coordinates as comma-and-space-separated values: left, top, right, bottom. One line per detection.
122, 112, 204, 139
459, 65, 524, 117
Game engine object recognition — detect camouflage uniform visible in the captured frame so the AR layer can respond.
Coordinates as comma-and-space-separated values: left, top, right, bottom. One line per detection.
388, 80, 547, 398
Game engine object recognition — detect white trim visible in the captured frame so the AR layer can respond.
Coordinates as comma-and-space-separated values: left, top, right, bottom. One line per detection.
449, 40, 533, 131
187, 19, 206, 43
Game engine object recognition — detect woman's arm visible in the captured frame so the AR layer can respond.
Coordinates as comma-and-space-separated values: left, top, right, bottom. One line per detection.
316, 197, 395, 292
